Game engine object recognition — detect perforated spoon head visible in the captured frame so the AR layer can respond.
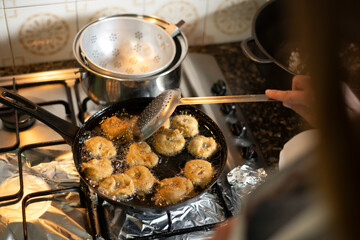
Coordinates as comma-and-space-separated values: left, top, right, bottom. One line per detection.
133, 89, 181, 142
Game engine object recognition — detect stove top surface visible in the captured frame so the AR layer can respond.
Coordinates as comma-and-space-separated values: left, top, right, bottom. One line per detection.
0, 53, 267, 239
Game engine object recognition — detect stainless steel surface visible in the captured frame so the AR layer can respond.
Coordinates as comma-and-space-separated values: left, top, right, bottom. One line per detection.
0, 53, 256, 169
179, 93, 272, 104
0, 53, 266, 239
73, 14, 188, 106
0, 69, 79, 150
79, 15, 176, 78
135, 88, 273, 141
180, 53, 257, 170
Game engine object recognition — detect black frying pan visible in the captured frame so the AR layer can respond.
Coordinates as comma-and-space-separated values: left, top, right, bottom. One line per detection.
0, 87, 227, 212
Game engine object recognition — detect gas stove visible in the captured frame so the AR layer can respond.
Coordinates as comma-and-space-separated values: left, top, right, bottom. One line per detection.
0, 53, 266, 239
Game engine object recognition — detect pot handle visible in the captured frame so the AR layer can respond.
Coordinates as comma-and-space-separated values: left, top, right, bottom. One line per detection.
163, 20, 185, 37
0, 87, 79, 145
241, 37, 273, 64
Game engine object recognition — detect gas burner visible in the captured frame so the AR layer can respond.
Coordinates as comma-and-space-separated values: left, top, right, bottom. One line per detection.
0, 108, 36, 131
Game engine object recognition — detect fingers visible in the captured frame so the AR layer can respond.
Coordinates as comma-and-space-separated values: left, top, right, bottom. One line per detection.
265, 89, 314, 125
266, 75, 315, 126
266, 89, 309, 107
265, 89, 290, 102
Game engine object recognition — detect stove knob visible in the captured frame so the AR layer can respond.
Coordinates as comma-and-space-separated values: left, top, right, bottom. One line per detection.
220, 103, 236, 114
230, 121, 246, 137
211, 79, 226, 96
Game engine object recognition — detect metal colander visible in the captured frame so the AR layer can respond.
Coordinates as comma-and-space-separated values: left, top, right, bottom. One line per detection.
79, 16, 177, 78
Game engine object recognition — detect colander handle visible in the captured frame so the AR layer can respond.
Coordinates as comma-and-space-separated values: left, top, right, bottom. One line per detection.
165, 20, 185, 37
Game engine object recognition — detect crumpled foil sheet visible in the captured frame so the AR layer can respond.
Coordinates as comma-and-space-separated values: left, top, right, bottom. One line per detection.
101, 188, 227, 239
227, 164, 268, 214
1, 148, 268, 240
0, 150, 91, 240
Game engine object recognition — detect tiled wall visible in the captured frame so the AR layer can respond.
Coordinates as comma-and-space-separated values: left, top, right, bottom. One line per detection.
0, 0, 265, 67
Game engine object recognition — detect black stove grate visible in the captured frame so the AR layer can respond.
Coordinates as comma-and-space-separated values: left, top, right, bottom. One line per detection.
0, 79, 77, 153
1, 76, 234, 240
17, 141, 233, 240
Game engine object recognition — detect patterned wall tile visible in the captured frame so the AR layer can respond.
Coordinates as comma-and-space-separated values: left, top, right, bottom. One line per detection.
144, 0, 207, 46
3, 0, 74, 8
204, 0, 265, 45
0, 0, 268, 67
5, 2, 77, 66
0, 7, 13, 67
77, 0, 144, 30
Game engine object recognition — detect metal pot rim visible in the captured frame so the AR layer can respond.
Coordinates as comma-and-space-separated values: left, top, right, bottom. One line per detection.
73, 14, 188, 82
251, 0, 297, 75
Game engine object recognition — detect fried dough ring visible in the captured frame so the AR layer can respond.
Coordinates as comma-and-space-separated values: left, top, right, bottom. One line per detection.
125, 165, 156, 194
126, 142, 159, 168
85, 136, 117, 158
187, 135, 218, 159
155, 176, 194, 205
82, 158, 113, 183
184, 159, 215, 188
101, 116, 129, 140
171, 114, 199, 137
98, 173, 135, 199
153, 128, 185, 156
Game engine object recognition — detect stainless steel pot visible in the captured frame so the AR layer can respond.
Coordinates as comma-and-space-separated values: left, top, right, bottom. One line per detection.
241, 0, 294, 90
73, 14, 188, 106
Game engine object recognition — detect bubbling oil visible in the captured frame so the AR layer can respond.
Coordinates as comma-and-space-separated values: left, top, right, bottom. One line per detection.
78, 108, 223, 207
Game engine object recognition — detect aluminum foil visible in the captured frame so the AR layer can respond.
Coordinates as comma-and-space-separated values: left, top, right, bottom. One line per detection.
0, 150, 92, 240
227, 164, 267, 214
1, 148, 268, 240
101, 188, 227, 239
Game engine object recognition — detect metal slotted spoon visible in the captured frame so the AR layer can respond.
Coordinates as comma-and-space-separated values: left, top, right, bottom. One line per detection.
134, 88, 276, 141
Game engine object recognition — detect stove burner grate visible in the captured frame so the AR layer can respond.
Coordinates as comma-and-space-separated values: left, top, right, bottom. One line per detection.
0, 108, 36, 131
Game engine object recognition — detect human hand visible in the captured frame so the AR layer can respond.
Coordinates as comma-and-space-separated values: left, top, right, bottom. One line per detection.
265, 75, 315, 125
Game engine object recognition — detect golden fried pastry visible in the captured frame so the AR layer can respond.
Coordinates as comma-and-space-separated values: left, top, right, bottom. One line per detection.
125, 165, 156, 194
82, 158, 113, 183
184, 159, 215, 188
153, 128, 185, 156
85, 136, 117, 158
155, 176, 194, 205
171, 115, 199, 137
126, 142, 159, 168
187, 135, 218, 159
101, 116, 129, 140
98, 173, 135, 199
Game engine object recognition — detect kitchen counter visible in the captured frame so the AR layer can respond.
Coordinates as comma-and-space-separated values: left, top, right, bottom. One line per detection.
0, 41, 309, 173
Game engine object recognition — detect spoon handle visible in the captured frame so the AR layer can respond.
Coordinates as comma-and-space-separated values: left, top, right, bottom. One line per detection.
178, 94, 276, 105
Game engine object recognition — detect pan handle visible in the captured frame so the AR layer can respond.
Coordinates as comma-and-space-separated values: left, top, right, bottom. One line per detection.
0, 87, 79, 145
241, 37, 273, 64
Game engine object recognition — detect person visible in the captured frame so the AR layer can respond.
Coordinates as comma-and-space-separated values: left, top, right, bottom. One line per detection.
210, 73, 360, 239
265, 75, 360, 128
210, 0, 360, 238
266, 75, 360, 170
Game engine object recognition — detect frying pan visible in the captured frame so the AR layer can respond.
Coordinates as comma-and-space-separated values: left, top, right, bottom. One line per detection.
0, 88, 227, 212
